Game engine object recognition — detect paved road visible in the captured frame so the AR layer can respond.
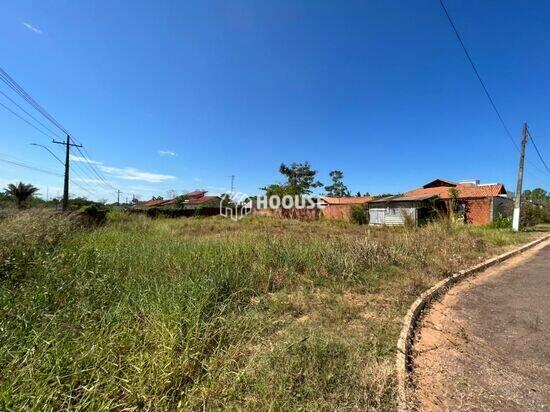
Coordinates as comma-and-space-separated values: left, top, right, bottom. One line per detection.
414, 242, 550, 411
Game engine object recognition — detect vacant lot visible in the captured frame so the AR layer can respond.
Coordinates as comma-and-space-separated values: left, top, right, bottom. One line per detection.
0, 210, 535, 410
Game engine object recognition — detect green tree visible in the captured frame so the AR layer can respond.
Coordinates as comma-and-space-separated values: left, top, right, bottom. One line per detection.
523, 188, 549, 205
5, 182, 39, 209
324, 170, 350, 197
262, 162, 323, 196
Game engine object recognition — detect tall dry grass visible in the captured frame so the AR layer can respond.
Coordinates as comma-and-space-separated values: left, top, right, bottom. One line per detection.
0, 212, 534, 410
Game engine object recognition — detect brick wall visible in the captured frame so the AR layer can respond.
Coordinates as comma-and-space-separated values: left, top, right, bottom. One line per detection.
251, 207, 320, 220
321, 204, 353, 221
464, 198, 492, 225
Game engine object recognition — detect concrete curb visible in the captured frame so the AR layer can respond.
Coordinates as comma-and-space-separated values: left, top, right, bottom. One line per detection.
396, 234, 550, 411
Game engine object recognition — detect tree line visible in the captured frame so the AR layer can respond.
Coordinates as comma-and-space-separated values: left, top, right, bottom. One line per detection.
261, 161, 370, 198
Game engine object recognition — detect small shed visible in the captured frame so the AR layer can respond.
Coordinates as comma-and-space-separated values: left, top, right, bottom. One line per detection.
368, 195, 439, 226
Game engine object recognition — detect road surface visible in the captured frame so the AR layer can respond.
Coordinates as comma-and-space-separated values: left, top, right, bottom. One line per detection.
413, 241, 550, 411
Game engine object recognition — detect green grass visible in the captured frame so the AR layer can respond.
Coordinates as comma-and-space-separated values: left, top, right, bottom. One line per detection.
0, 211, 536, 410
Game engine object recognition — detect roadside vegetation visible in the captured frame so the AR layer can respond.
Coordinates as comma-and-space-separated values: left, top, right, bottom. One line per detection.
0, 210, 537, 410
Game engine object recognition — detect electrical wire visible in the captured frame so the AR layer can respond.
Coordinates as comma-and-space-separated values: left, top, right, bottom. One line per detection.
0, 101, 57, 139
0, 66, 121, 192
438, 0, 549, 182
438, 0, 519, 150
0, 156, 63, 177
527, 130, 550, 174
0, 90, 62, 139
0, 67, 70, 135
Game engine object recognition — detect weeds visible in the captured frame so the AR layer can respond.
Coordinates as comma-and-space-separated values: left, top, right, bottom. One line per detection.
0, 212, 535, 410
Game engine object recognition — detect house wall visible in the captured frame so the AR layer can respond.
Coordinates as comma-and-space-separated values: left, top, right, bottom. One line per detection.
322, 204, 354, 220
384, 205, 417, 225
368, 202, 419, 226
251, 207, 320, 220
462, 198, 492, 225
369, 208, 385, 225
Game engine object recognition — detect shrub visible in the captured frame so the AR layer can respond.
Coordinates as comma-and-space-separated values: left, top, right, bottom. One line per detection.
520, 203, 547, 227
77, 204, 107, 226
350, 205, 368, 225
488, 214, 512, 229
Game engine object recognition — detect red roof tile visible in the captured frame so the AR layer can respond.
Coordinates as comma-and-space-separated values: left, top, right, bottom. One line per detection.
405, 183, 507, 200
185, 190, 207, 198
187, 195, 219, 205
320, 196, 373, 205
134, 199, 165, 208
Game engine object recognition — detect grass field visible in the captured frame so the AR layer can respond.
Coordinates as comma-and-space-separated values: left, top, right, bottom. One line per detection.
0, 210, 536, 410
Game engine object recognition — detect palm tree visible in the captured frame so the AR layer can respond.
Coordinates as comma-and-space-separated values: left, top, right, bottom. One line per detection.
5, 182, 39, 209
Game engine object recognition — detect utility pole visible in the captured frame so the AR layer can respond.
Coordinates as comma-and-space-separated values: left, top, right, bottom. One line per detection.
116, 190, 122, 206
52, 135, 82, 211
512, 123, 528, 232
230, 175, 235, 194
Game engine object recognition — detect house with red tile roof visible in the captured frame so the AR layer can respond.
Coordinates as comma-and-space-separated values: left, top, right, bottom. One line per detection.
133, 190, 221, 215
368, 178, 513, 226
133, 197, 166, 209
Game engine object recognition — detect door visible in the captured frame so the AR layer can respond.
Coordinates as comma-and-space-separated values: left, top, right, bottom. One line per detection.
369, 208, 385, 225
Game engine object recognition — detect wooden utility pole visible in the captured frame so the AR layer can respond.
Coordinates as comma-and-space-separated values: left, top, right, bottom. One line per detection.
52, 135, 82, 211
512, 123, 528, 232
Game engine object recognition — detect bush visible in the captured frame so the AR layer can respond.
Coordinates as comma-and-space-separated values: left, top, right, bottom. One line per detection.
520, 203, 549, 227
350, 205, 368, 225
488, 214, 512, 229
77, 204, 107, 226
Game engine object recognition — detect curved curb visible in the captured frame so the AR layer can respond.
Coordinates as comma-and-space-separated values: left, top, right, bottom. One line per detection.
396, 234, 550, 411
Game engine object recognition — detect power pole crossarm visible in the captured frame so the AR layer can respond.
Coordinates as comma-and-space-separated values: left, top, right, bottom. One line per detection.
512, 123, 528, 232
52, 135, 82, 211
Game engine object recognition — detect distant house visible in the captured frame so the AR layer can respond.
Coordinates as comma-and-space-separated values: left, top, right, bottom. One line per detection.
368, 179, 513, 226
319, 196, 373, 221
133, 197, 166, 209
133, 190, 221, 216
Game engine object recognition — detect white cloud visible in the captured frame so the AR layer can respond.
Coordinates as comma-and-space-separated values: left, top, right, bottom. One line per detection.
69, 155, 103, 165
158, 150, 177, 157
193, 177, 201, 182
23, 22, 43, 34
69, 154, 175, 183
99, 166, 176, 183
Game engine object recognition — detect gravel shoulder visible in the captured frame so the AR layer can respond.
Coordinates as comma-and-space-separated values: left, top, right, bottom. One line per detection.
413, 240, 550, 411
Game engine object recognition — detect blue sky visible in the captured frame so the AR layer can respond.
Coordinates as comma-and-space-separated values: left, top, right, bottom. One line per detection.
1, 0, 549, 202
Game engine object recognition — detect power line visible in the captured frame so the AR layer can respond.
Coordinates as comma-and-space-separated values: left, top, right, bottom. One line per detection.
0, 155, 63, 177
438, 0, 519, 150
438, 0, 549, 183
0, 90, 62, 139
527, 130, 550, 174
0, 153, 104, 198
0, 67, 70, 135
0, 101, 57, 139
0, 66, 121, 192
69, 178, 97, 198
71, 146, 118, 190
